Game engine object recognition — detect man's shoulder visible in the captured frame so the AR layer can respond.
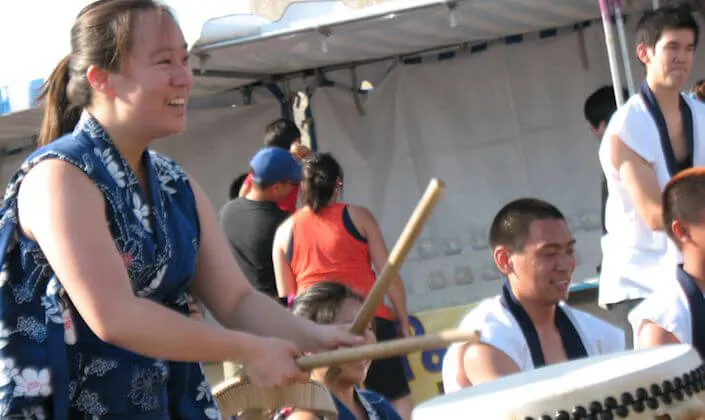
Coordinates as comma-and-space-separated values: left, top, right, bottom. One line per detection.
459, 296, 516, 333
606, 94, 649, 130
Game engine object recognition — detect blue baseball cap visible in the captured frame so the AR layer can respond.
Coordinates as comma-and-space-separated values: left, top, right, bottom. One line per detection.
249, 147, 302, 184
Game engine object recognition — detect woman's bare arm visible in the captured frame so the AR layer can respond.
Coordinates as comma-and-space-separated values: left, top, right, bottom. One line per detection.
187, 180, 363, 353
348, 205, 410, 333
272, 218, 297, 298
17, 159, 260, 363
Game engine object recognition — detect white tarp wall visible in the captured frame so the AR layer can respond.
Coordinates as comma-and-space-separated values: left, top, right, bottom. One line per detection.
310, 18, 705, 313
151, 98, 283, 203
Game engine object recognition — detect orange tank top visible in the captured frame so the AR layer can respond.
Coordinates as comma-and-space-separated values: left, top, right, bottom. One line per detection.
289, 203, 394, 320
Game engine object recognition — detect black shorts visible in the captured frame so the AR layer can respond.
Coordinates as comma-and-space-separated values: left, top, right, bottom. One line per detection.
363, 317, 411, 401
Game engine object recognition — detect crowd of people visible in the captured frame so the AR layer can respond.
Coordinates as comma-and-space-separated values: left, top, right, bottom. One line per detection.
1, 0, 705, 419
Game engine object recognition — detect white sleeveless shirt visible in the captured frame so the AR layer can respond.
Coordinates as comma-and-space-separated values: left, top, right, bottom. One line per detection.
598, 93, 705, 307
628, 277, 692, 347
441, 296, 624, 394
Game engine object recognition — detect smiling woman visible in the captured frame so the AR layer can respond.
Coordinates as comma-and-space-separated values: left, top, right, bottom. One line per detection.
0, 0, 364, 419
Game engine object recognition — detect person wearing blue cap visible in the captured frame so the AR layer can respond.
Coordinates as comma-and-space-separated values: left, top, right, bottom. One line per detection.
220, 147, 302, 301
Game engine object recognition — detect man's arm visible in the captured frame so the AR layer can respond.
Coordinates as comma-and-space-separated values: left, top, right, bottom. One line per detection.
610, 134, 664, 230
462, 343, 521, 386
636, 320, 680, 349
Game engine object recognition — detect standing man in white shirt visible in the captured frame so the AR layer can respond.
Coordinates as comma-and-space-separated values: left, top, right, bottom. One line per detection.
598, 5, 705, 349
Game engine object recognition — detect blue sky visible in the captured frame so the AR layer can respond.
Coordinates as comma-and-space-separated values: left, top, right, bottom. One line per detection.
0, 0, 251, 85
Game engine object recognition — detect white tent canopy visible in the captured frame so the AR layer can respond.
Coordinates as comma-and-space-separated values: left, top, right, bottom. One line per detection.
0, 0, 658, 143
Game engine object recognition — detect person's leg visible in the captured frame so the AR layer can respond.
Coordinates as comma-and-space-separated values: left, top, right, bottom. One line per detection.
363, 318, 413, 420
606, 298, 644, 350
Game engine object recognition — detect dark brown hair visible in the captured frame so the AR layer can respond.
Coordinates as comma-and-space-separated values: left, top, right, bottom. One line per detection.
301, 153, 344, 213
263, 118, 301, 149
291, 282, 363, 325
38, 0, 172, 146
692, 79, 705, 101
662, 167, 705, 248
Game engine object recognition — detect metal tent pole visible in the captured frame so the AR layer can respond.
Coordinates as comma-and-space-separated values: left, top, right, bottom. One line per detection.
599, 0, 626, 106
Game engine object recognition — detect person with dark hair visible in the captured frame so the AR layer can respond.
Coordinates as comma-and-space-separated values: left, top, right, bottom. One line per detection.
691, 79, 705, 101
584, 86, 628, 141
583, 85, 628, 270
239, 118, 310, 212
282, 281, 401, 420
272, 152, 413, 419
0, 1, 363, 418
442, 198, 623, 392
229, 172, 249, 200
629, 167, 705, 358
264, 118, 304, 149
220, 147, 300, 299
598, 5, 705, 349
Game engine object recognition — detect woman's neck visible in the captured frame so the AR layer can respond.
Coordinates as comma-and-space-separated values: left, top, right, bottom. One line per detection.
87, 108, 150, 176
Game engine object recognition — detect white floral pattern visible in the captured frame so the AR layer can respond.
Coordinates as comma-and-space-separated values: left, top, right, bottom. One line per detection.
94, 148, 126, 188
136, 264, 167, 297
12, 368, 51, 398
0, 358, 18, 388
21, 405, 46, 420
131, 193, 152, 234
127, 367, 161, 411
0, 322, 12, 350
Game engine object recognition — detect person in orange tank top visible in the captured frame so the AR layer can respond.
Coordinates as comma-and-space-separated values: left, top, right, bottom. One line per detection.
273, 153, 414, 420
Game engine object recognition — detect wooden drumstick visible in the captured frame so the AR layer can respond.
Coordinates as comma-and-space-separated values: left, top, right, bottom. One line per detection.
298, 329, 478, 370
351, 178, 445, 333
327, 178, 445, 380
212, 330, 479, 419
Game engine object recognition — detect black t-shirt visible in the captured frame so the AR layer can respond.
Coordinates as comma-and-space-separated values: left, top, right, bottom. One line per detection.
219, 198, 290, 297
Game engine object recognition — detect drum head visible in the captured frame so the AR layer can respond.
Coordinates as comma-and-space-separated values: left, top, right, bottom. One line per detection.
415, 344, 705, 420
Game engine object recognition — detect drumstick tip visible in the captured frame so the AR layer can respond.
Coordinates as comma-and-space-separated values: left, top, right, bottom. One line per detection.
429, 178, 446, 188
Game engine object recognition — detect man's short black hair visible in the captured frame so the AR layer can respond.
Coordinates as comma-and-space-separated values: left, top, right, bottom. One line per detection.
635, 5, 699, 51
489, 198, 566, 253
584, 86, 628, 130
264, 119, 301, 149
229, 173, 248, 200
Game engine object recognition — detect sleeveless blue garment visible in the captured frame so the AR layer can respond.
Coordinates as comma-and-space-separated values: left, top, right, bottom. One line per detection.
0, 113, 221, 419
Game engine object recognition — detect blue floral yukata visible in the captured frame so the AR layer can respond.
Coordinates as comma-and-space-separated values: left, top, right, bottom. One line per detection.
0, 112, 221, 419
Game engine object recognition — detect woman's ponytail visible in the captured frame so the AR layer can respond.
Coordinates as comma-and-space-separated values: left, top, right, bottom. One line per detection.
37, 55, 81, 146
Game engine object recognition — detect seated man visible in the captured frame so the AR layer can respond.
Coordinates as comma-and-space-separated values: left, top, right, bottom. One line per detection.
629, 167, 705, 359
441, 198, 624, 392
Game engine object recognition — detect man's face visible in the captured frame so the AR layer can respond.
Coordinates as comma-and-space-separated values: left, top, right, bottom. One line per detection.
495, 219, 576, 304
639, 28, 696, 90
270, 180, 299, 199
